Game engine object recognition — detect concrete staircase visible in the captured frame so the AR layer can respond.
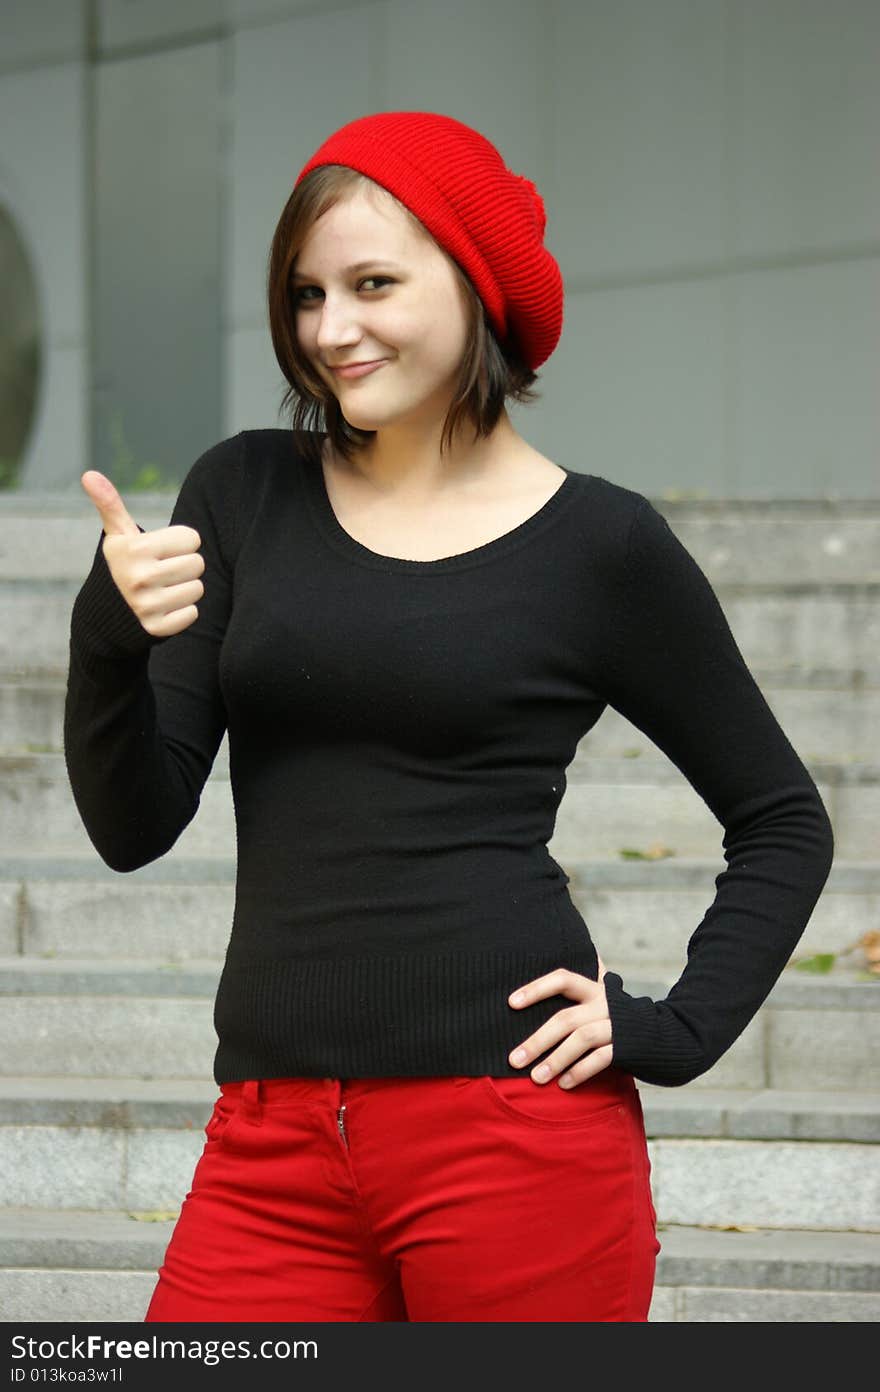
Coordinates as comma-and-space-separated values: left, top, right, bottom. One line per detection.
0, 487, 878, 1323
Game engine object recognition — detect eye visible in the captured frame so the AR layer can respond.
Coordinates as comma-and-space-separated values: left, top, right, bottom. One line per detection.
293, 276, 393, 304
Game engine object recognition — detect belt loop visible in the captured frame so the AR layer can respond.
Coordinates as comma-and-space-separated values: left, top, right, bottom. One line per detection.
242, 1078, 263, 1125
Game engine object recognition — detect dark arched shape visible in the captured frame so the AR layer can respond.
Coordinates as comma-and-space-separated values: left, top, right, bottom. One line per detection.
0, 204, 42, 490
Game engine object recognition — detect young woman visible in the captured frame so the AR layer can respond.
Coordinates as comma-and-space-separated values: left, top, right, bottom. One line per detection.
64, 111, 834, 1323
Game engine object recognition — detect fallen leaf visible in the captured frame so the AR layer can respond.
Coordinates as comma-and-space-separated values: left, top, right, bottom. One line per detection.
618, 844, 675, 861
859, 930, 880, 967
697, 1222, 762, 1232
793, 953, 836, 974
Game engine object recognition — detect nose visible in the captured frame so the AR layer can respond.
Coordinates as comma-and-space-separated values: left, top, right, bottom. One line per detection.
314, 297, 363, 356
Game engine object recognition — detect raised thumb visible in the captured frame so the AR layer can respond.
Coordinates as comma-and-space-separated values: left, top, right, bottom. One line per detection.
80, 471, 140, 537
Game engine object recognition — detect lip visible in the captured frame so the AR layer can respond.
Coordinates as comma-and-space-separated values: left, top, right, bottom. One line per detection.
330, 359, 388, 379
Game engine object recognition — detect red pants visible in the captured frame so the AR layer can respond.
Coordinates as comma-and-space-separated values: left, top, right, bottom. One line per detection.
145, 1066, 660, 1322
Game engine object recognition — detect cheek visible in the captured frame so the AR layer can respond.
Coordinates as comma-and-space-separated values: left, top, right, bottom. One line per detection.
295, 324, 330, 383
421, 300, 470, 369
396, 312, 464, 374
293, 316, 313, 355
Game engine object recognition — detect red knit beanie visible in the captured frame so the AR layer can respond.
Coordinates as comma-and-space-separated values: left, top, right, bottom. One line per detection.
294, 111, 564, 372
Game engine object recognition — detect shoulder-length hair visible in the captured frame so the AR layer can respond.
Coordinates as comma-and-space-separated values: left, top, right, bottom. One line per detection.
266, 165, 542, 469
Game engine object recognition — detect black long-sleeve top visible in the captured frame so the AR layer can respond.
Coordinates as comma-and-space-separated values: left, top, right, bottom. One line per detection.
63, 428, 835, 1087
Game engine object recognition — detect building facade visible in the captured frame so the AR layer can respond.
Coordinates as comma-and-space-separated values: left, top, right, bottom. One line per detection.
2, 0, 878, 498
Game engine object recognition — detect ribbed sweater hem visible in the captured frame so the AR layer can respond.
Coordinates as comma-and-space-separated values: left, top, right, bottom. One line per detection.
211, 946, 614, 1084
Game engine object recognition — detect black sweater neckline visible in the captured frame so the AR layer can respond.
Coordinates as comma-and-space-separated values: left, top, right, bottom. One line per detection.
301, 438, 583, 574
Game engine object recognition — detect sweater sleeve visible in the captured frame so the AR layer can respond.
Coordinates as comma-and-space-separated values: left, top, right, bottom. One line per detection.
598, 496, 835, 1087
62, 433, 244, 872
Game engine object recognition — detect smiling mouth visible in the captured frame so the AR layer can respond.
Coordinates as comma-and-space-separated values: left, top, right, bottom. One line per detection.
330, 360, 389, 378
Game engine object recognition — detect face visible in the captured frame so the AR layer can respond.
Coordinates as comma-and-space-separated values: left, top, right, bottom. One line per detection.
292, 183, 472, 435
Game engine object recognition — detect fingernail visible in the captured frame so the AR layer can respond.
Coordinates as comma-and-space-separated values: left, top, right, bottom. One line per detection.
534, 1064, 551, 1081
510, 991, 525, 1005
511, 1048, 527, 1064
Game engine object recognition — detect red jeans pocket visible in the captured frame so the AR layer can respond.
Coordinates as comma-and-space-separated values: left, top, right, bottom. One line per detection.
204, 1088, 248, 1148
478, 1067, 631, 1129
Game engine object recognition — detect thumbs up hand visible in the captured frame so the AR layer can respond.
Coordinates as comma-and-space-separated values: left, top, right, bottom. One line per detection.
80, 470, 205, 640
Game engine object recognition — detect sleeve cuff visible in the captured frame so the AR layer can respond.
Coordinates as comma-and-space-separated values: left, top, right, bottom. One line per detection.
603, 970, 706, 1088
69, 527, 169, 671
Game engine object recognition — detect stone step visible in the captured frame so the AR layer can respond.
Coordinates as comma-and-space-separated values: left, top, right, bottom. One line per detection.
0, 1079, 877, 1231
0, 1075, 875, 1141
558, 752, 873, 860
2, 494, 879, 585
4, 671, 877, 763
1, 956, 876, 1016
0, 964, 877, 1089
1, 1210, 878, 1321
1, 751, 874, 859
0, 1213, 874, 1319
582, 692, 877, 767
4, 578, 879, 680
565, 858, 879, 967
1, 855, 874, 967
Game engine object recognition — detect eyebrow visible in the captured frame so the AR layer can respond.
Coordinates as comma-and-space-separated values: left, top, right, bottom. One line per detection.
291, 260, 403, 281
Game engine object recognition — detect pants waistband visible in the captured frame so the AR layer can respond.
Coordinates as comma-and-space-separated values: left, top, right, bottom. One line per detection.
220, 1069, 636, 1122
220, 1075, 474, 1115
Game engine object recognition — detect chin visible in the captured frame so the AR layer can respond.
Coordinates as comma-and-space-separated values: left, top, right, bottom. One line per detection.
341, 406, 398, 429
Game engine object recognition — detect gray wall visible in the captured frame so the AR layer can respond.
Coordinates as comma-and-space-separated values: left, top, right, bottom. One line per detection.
1, 0, 878, 497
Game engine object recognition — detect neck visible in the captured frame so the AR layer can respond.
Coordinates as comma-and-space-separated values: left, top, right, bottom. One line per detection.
332, 412, 526, 500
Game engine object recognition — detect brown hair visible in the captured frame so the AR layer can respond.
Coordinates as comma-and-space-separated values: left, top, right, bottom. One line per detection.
266, 165, 542, 468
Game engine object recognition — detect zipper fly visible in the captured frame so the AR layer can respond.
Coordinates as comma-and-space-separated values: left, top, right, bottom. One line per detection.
337, 1102, 349, 1148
